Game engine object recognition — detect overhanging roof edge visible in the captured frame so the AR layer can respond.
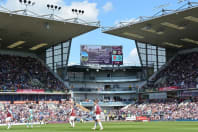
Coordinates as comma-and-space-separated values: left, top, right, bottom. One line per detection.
102, 5, 198, 33
0, 6, 100, 28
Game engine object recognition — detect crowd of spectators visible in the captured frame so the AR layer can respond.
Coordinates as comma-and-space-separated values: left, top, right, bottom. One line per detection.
0, 101, 89, 124
0, 54, 67, 92
1, 100, 198, 124
122, 99, 198, 121
149, 52, 198, 89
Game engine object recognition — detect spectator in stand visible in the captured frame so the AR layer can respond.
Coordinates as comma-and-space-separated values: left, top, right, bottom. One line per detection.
0, 101, 89, 124
121, 99, 198, 121
148, 52, 198, 90
0, 54, 67, 92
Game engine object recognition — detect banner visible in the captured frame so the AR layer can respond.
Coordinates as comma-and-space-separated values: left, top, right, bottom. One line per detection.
180, 90, 198, 97
159, 86, 179, 91
0, 90, 16, 92
16, 89, 44, 93
80, 45, 123, 65
14, 101, 36, 104
0, 101, 10, 104
149, 92, 167, 99
39, 101, 59, 104
136, 116, 150, 121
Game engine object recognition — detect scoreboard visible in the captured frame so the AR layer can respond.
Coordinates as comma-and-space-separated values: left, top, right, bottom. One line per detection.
80, 45, 123, 65
112, 46, 123, 65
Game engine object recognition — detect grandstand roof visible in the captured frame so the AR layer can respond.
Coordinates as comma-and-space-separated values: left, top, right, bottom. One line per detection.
0, 11, 98, 53
103, 6, 198, 49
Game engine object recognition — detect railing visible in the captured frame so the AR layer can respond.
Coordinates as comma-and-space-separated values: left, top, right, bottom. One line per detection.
96, 76, 137, 80
71, 87, 137, 94
80, 101, 132, 107
102, 2, 198, 32
71, 87, 136, 92
68, 76, 140, 82
0, 5, 100, 27
0, 89, 68, 94
72, 91, 136, 94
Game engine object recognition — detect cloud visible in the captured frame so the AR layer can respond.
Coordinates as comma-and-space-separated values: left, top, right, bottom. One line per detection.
2, 0, 99, 22
124, 48, 140, 66
102, 2, 113, 12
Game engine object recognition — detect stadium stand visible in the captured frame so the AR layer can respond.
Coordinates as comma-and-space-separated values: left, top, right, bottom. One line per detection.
2, 99, 198, 124
0, 54, 67, 92
0, 101, 90, 124
149, 51, 198, 90
121, 99, 198, 121
0, 2, 98, 101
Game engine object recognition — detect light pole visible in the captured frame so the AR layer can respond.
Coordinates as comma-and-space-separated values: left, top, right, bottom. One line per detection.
19, 0, 35, 15
72, 9, 84, 23
46, 4, 61, 19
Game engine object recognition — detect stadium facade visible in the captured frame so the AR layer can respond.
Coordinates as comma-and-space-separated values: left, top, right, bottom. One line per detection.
59, 65, 146, 110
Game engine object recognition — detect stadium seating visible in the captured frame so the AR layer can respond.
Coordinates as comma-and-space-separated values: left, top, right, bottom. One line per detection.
1, 100, 198, 124
0, 54, 67, 92
0, 101, 89, 124
148, 52, 198, 90
121, 99, 198, 121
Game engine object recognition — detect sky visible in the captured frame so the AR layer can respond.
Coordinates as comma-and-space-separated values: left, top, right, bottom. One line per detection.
0, 0, 191, 66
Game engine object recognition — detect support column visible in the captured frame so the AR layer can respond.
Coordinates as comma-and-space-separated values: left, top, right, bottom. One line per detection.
63, 39, 72, 81
156, 46, 159, 71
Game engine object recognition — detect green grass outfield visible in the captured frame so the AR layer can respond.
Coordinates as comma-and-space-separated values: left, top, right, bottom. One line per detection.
0, 121, 198, 132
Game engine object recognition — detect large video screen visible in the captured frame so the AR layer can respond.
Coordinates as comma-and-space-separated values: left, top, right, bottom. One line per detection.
80, 45, 123, 65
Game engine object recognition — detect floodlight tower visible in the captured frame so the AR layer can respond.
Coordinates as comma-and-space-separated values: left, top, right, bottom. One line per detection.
46, 4, 61, 19
19, 0, 35, 15
72, 8, 84, 23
